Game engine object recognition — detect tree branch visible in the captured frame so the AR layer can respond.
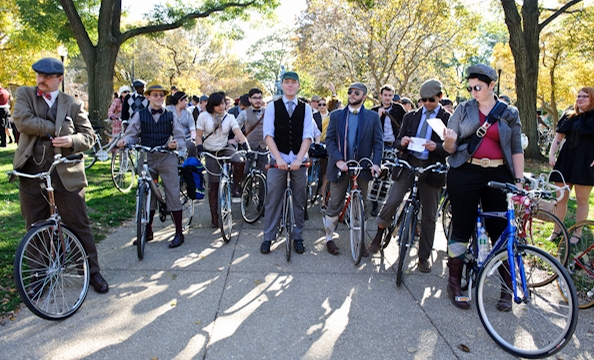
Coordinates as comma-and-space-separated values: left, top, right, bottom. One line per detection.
539, 0, 583, 30
59, 0, 94, 54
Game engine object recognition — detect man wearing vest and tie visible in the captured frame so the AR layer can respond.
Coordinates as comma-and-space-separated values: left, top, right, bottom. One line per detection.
260, 72, 314, 255
368, 79, 450, 273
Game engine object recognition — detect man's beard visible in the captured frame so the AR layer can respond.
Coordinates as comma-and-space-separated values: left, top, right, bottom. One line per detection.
349, 98, 363, 107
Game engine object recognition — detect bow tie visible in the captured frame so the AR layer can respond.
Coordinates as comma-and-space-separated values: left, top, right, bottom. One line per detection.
151, 108, 163, 115
351, 110, 358, 115
37, 90, 52, 100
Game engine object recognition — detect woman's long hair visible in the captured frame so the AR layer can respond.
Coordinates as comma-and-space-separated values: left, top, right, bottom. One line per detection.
570, 87, 594, 117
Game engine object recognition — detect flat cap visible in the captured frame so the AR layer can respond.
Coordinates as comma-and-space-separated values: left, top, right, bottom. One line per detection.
311, 95, 321, 102
393, 94, 401, 101
400, 97, 413, 105
144, 83, 170, 96
132, 79, 146, 88
32, 58, 64, 75
282, 71, 300, 82
199, 95, 209, 102
419, 79, 443, 98
466, 64, 498, 82
348, 82, 368, 94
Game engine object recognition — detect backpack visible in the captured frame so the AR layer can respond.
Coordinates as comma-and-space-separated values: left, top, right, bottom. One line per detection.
181, 157, 205, 200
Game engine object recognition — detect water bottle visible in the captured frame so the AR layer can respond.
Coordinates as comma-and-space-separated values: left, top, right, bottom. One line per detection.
477, 225, 490, 266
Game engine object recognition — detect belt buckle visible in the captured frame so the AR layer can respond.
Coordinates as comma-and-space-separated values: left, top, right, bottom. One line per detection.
476, 125, 488, 138
480, 158, 490, 168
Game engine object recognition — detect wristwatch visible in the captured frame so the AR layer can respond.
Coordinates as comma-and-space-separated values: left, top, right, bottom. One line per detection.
514, 178, 524, 184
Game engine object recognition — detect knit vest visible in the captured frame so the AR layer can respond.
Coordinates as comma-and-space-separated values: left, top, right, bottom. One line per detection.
274, 99, 304, 154
139, 108, 173, 148
128, 94, 148, 118
245, 108, 266, 149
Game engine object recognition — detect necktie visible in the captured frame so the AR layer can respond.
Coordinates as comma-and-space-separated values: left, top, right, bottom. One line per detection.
287, 101, 294, 117
420, 110, 434, 139
36, 90, 51, 100
151, 108, 163, 115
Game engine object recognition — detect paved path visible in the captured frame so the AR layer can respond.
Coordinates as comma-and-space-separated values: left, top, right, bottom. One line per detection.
1, 198, 592, 359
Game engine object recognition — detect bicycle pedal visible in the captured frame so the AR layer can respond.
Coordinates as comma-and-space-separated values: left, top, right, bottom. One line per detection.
455, 296, 469, 302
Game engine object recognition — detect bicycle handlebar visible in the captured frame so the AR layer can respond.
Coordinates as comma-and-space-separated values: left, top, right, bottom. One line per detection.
381, 158, 448, 175
487, 180, 567, 203
9, 154, 84, 180
202, 150, 248, 162
266, 161, 311, 170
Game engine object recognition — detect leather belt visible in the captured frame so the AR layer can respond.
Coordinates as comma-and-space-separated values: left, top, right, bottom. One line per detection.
467, 157, 504, 168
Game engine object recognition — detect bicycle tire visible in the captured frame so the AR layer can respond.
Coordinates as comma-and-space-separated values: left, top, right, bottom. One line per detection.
349, 191, 365, 265
307, 160, 320, 204
13, 223, 90, 320
440, 195, 453, 241
396, 203, 415, 287
241, 173, 267, 223
521, 209, 569, 287
284, 190, 294, 262
111, 148, 135, 193
476, 245, 578, 359
84, 138, 100, 169
559, 220, 594, 309
136, 183, 149, 260
219, 179, 233, 243
179, 175, 194, 230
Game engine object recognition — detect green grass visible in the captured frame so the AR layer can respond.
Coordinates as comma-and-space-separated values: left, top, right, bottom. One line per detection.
0, 144, 135, 317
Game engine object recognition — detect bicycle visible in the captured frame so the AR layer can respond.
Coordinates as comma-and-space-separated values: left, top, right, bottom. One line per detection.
10, 154, 90, 320
333, 157, 373, 265
111, 144, 138, 193
460, 181, 578, 358
378, 158, 447, 286
203, 150, 247, 243
241, 150, 269, 223
83, 120, 122, 169
558, 220, 594, 309
132, 145, 194, 260
267, 161, 310, 261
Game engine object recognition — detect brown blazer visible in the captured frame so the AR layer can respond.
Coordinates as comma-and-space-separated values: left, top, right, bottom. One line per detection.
12, 86, 95, 191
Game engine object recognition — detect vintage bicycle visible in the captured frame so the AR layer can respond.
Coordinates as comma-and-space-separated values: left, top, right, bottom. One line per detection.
559, 220, 594, 309
241, 150, 269, 223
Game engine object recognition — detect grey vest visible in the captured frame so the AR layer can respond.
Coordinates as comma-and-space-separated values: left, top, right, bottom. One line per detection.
245, 108, 266, 149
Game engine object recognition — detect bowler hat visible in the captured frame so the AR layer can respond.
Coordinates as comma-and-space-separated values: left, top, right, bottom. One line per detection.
419, 79, 443, 98
32, 58, 64, 75
348, 82, 368, 95
144, 83, 170, 96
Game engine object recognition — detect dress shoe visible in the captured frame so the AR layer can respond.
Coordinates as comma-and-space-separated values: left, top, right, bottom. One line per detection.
368, 228, 385, 254
133, 227, 153, 245
326, 240, 339, 255
260, 240, 271, 254
418, 258, 432, 273
90, 272, 109, 294
169, 233, 185, 248
362, 246, 370, 258
293, 239, 305, 254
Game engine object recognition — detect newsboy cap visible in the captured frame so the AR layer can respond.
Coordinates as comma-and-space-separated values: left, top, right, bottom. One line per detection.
392, 94, 401, 101
466, 64, 498, 82
282, 71, 300, 82
144, 83, 170, 96
132, 79, 146, 88
419, 79, 443, 98
348, 82, 368, 95
311, 95, 322, 102
32, 58, 64, 75
199, 95, 209, 102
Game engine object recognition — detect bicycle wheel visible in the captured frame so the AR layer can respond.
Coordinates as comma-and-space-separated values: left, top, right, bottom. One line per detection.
440, 195, 453, 241
396, 204, 415, 287
84, 138, 100, 169
476, 245, 578, 359
219, 179, 233, 243
307, 160, 320, 204
111, 148, 136, 193
560, 220, 594, 309
13, 223, 90, 320
136, 183, 149, 260
284, 190, 294, 262
179, 176, 194, 230
241, 173, 267, 223
349, 191, 365, 265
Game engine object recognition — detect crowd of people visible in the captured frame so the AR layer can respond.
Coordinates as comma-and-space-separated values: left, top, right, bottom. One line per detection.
5, 57, 593, 314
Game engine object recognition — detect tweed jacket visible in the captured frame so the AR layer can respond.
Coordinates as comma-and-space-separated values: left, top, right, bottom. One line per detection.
12, 86, 95, 191
325, 106, 383, 182
447, 98, 522, 177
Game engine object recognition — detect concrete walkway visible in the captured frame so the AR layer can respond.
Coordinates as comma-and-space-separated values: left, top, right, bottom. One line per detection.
0, 198, 592, 359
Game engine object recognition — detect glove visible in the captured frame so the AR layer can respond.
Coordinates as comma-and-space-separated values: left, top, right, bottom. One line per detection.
241, 142, 250, 152
197, 144, 204, 156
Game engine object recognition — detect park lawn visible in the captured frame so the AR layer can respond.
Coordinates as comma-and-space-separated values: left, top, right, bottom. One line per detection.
0, 143, 135, 318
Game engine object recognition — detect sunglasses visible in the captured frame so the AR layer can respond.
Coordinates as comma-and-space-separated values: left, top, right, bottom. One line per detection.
150, 93, 166, 98
319, 103, 327, 106
347, 90, 363, 96
466, 85, 483, 92
420, 97, 437, 103
577, 95, 589, 99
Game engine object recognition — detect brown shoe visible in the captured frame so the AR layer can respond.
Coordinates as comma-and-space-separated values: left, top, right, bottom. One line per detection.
362, 245, 370, 257
90, 272, 109, 294
326, 240, 339, 255
418, 259, 432, 273
447, 258, 470, 310
133, 226, 153, 245
368, 227, 385, 254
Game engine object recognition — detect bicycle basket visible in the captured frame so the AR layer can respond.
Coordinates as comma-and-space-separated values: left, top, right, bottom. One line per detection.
368, 177, 392, 204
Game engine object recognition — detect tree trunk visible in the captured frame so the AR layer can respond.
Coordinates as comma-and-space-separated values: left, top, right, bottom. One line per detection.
84, 46, 118, 125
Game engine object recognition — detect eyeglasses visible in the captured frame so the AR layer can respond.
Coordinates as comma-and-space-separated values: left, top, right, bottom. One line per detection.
150, 93, 166, 98
577, 95, 589, 99
466, 85, 483, 92
319, 103, 327, 106
420, 97, 437, 103
347, 90, 362, 96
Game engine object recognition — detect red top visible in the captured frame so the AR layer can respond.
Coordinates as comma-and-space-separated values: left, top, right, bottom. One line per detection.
473, 111, 504, 159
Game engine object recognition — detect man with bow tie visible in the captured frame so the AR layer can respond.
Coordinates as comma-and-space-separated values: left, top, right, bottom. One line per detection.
117, 83, 187, 249
12, 57, 109, 294
322, 82, 383, 256
237, 88, 268, 174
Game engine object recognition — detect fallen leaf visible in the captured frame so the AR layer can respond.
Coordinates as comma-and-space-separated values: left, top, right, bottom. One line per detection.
407, 347, 417, 353
171, 274, 177, 280
254, 280, 261, 285
195, 320, 202, 325
171, 301, 176, 307
465, 333, 475, 338
457, 344, 470, 352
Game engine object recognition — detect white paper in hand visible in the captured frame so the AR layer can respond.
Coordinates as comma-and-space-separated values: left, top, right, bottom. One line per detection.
426, 118, 446, 140
407, 137, 427, 152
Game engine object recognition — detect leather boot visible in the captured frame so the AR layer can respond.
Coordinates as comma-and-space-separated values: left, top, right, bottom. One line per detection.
368, 227, 385, 254
447, 257, 470, 310
496, 260, 513, 312
231, 161, 245, 197
208, 182, 219, 228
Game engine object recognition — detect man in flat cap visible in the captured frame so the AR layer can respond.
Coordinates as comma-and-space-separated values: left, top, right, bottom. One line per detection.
121, 79, 148, 122
12, 57, 109, 294
322, 82, 383, 256
368, 79, 450, 273
260, 71, 315, 255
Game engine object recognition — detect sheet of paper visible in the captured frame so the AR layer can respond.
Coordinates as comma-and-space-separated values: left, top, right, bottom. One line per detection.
407, 137, 427, 153
426, 118, 446, 140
